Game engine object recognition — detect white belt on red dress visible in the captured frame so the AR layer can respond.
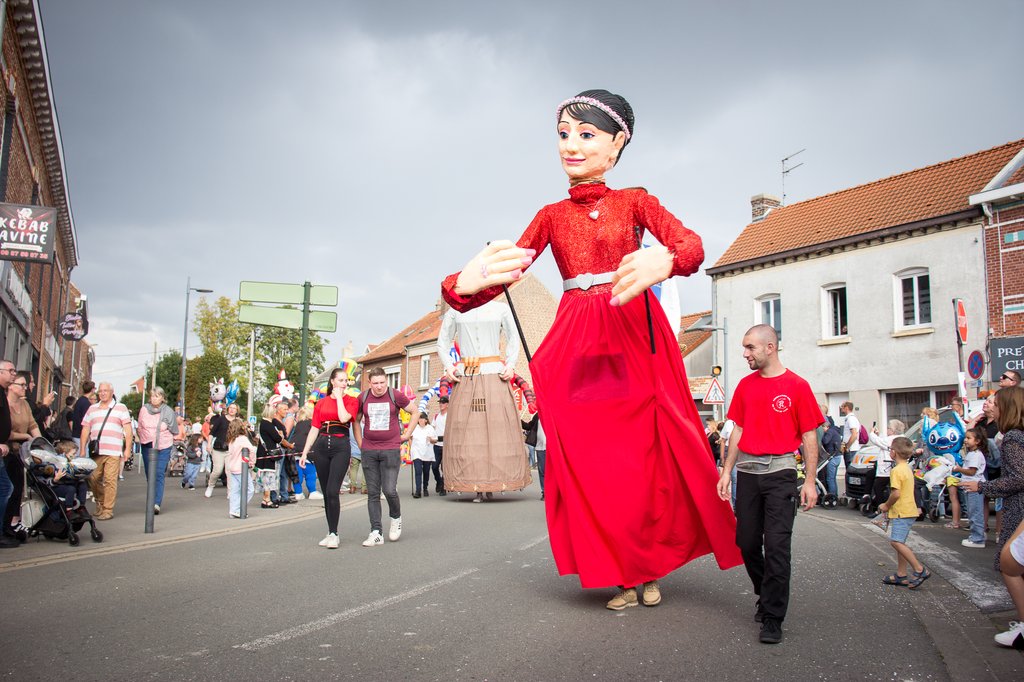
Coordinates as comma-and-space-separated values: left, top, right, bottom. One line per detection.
562, 271, 614, 291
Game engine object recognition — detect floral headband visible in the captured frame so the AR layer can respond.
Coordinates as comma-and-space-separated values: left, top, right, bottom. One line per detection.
556, 96, 632, 140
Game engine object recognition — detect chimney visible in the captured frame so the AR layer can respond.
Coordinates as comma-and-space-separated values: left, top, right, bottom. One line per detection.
750, 193, 781, 222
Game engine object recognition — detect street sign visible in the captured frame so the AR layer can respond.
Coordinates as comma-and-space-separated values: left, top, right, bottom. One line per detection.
248, 415, 257, 426
239, 281, 338, 306
967, 350, 984, 379
703, 377, 725, 405
238, 304, 337, 332
990, 336, 1024, 381
954, 299, 968, 344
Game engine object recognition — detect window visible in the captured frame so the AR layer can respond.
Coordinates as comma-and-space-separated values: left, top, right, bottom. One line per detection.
822, 284, 848, 338
757, 294, 782, 341
419, 355, 430, 388
384, 366, 401, 389
896, 269, 931, 327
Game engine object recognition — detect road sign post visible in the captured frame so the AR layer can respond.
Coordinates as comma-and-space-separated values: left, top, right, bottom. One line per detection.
953, 299, 968, 397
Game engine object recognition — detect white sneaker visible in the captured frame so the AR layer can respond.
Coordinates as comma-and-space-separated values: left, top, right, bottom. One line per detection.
308, 491, 324, 500
324, 533, 340, 549
994, 621, 1024, 649
362, 530, 384, 547
318, 534, 332, 547
389, 516, 402, 542
961, 539, 985, 548
204, 486, 213, 498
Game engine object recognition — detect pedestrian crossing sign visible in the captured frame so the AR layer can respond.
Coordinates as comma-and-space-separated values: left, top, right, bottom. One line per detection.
703, 378, 725, 405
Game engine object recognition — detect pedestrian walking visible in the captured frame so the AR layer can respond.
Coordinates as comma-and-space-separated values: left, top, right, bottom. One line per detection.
717, 324, 822, 643
181, 433, 203, 491
290, 405, 321, 499
410, 412, 437, 498
299, 368, 359, 549
136, 387, 180, 515
226, 419, 255, 518
5, 371, 41, 540
205, 403, 239, 498
878, 437, 929, 589
81, 383, 133, 520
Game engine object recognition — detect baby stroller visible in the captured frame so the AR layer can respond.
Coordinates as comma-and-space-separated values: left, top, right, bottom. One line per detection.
840, 446, 881, 514
797, 449, 837, 508
918, 455, 961, 523
21, 437, 103, 546
167, 442, 187, 477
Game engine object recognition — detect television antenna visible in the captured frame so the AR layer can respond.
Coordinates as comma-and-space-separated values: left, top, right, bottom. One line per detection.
781, 148, 805, 206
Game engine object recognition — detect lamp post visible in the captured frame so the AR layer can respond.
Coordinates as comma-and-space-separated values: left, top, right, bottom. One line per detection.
179, 276, 213, 417
690, 316, 729, 419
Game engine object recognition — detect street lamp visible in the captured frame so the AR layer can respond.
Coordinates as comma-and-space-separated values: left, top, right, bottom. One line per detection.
688, 316, 729, 419
179, 276, 213, 417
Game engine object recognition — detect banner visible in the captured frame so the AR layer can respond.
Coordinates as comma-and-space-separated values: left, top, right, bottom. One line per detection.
59, 311, 88, 341
0, 203, 57, 264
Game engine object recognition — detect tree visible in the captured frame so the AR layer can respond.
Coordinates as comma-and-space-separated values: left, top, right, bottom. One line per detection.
258, 320, 326, 401
120, 391, 143, 416
192, 296, 251, 371
183, 349, 231, 422
142, 350, 183, 408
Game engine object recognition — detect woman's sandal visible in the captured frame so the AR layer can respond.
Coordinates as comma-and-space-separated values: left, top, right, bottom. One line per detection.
882, 574, 909, 586
908, 566, 931, 589
261, 501, 276, 509
943, 522, 960, 529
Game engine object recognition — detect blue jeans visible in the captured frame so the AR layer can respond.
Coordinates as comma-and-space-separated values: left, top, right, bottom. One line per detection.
413, 459, 431, 494
182, 462, 200, 488
537, 449, 546, 493
142, 446, 172, 506
0, 464, 13, 520
293, 459, 318, 495
526, 444, 537, 468
965, 490, 986, 543
228, 472, 254, 516
362, 448, 401, 532
825, 454, 842, 496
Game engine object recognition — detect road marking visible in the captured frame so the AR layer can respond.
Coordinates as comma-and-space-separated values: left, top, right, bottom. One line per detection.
516, 534, 548, 552
236, 567, 479, 651
862, 523, 1011, 611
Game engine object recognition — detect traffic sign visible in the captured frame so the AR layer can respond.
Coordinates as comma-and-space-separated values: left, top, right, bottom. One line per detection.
703, 377, 725, 405
967, 350, 984, 380
238, 304, 337, 332
239, 281, 338, 306
248, 415, 257, 426
954, 298, 968, 344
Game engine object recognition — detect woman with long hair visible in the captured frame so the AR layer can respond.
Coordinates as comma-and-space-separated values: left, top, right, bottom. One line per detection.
4, 371, 41, 540
299, 368, 360, 549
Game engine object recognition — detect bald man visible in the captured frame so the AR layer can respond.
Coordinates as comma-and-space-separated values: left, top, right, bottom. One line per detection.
717, 325, 823, 644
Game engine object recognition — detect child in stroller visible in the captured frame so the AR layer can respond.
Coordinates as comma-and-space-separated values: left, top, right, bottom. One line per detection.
21, 437, 103, 546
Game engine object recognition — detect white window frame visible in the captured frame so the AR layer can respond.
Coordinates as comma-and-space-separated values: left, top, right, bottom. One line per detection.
821, 283, 848, 339
419, 355, 430, 388
383, 365, 401, 390
755, 294, 782, 341
893, 268, 932, 330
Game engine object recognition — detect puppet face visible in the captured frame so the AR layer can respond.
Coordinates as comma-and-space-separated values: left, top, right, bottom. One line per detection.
558, 113, 624, 182
922, 418, 964, 456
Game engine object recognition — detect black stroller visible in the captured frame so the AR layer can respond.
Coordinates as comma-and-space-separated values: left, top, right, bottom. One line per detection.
21, 437, 103, 546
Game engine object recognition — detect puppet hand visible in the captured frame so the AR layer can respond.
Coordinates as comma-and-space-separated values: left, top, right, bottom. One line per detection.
444, 367, 462, 384
609, 244, 672, 306
454, 241, 535, 296
499, 365, 514, 381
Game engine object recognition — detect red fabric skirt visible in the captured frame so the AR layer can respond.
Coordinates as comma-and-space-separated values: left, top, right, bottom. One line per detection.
531, 287, 742, 589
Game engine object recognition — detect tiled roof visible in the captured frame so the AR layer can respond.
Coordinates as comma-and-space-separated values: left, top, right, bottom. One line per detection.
358, 309, 444, 363
676, 310, 712, 358
712, 138, 1024, 271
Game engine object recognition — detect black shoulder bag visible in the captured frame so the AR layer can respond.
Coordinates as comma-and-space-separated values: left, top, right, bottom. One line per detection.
88, 406, 115, 458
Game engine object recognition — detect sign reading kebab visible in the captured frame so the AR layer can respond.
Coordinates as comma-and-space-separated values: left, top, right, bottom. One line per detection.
0, 203, 57, 264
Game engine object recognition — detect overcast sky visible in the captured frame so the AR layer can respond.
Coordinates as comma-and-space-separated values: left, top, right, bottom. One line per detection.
36, 0, 1024, 393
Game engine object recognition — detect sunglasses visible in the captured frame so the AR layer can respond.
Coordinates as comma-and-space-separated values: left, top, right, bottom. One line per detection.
1001, 374, 1016, 381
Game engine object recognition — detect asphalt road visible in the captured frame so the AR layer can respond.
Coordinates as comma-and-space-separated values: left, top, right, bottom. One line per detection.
1, 472, 1022, 681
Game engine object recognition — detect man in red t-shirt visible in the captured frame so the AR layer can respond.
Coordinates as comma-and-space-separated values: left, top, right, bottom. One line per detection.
356, 368, 416, 547
717, 324, 822, 645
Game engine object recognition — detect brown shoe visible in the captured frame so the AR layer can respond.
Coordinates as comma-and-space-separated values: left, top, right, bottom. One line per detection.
606, 587, 638, 611
642, 581, 662, 606
349, 486, 357, 494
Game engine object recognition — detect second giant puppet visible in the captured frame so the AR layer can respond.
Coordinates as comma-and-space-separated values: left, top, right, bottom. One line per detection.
436, 299, 531, 494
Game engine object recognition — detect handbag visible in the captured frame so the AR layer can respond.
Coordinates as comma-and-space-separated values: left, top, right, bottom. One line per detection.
87, 406, 115, 458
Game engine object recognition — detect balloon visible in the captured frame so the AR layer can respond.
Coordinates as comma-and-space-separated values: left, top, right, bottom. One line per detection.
209, 378, 226, 403
225, 380, 240, 406
274, 369, 295, 401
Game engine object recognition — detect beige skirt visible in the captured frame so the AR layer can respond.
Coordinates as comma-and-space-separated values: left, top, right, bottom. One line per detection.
444, 373, 531, 493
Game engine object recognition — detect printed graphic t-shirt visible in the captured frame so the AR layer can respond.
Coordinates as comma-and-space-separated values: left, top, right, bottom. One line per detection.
359, 390, 412, 450
728, 370, 823, 456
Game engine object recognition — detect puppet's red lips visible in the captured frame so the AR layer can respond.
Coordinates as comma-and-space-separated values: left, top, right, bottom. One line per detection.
563, 158, 585, 165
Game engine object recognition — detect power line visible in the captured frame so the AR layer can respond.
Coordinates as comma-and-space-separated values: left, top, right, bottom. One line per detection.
94, 348, 182, 358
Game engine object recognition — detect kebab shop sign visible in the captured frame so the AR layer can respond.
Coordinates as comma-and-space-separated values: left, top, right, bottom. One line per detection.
0, 203, 57, 264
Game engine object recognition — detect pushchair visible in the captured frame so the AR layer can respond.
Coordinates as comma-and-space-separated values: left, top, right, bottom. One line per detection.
167, 442, 186, 477
918, 454, 961, 523
21, 437, 104, 546
840, 446, 881, 514
797, 449, 837, 508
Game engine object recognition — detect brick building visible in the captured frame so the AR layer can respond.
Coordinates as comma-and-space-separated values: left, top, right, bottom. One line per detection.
357, 274, 558, 413
0, 1, 88, 404
968, 146, 1024, 379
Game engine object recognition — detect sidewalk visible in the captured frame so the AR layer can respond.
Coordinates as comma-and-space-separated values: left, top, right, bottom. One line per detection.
0, 464, 366, 572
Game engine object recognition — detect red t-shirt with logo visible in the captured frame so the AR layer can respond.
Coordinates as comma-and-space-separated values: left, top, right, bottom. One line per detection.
727, 370, 823, 456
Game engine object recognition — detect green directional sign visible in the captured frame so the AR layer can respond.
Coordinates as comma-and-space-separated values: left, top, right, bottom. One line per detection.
238, 304, 337, 332
239, 281, 338, 306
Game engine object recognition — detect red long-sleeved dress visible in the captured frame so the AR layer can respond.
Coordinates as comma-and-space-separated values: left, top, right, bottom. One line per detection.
442, 183, 742, 588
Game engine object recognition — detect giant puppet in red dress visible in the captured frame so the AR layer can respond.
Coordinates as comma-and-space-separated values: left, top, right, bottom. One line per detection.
441, 90, 742, 606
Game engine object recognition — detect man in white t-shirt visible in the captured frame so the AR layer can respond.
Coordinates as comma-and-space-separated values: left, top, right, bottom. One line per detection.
840, 401, 861, 467
431, 397, 448, 496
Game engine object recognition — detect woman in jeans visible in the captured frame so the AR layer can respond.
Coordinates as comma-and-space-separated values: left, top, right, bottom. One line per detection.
299, 368, 360, 549
5, 371, 41, 540
136, 386, 180, 515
